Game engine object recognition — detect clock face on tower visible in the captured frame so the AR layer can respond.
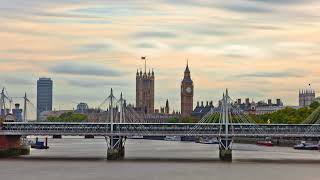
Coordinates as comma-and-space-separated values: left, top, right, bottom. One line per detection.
186, 87, 192, 93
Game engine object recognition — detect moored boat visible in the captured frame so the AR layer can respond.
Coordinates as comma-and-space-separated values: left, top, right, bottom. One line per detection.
164, 136, 181, 141
256, 140, 273, 146
293, 141, 319, 150
128, 135, 144, 139
256, 137, 273, 147
197, 137, 219, 144
30, 137, 49, 149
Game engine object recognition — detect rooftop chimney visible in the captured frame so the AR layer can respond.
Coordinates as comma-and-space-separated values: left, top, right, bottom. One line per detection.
276, 99, 281, 106
15, 103, 20, 109
245, 98, 250, 105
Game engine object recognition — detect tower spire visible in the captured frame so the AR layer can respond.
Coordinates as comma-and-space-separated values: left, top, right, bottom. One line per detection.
110, 88, 113, 97
184, 60, 190, 74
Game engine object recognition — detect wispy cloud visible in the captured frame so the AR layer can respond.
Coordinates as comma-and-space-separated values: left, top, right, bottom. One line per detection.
49, 61, 121, 77
236, 70, 305, 78
0, 75, 34, 85
134, 42, 158, 49
221, 3, 273, 13
76, 43, 112, 52
66, 78, 128, 88
134, 31, 177, 39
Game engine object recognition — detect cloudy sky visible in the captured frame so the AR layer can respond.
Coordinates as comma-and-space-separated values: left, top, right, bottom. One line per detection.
0, 0, 320, 115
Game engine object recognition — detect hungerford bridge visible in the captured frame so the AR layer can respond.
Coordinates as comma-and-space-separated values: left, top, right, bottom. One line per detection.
1, 89, 320, 161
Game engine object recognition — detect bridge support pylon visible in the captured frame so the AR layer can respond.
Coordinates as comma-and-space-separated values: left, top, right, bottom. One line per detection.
106, 136, 126, 160
219, 138, 232, 162
0, 135, 30, 158
218, 89, 233, 162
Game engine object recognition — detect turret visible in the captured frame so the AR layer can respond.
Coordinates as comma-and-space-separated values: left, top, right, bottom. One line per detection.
210, 101, 213, 107
165, 99, 169, 114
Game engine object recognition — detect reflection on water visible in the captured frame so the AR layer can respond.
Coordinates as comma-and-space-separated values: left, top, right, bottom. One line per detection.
1, 137, 320, 180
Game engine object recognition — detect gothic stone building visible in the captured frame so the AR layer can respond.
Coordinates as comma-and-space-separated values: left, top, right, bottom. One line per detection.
181, 63, 194, 117
136, 70, 154, 114
299, 89, 316, 107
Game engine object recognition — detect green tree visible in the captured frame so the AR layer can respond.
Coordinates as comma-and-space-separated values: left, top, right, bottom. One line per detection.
181, 116, 198, 123
167, 117, 179, 123
310, 101, 320, 110
252, 102, 320, 124
47, 112, 87, 122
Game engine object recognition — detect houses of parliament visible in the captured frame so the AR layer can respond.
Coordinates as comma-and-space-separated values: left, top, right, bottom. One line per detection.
135, 59, 193, 117
135, 68, 155, 114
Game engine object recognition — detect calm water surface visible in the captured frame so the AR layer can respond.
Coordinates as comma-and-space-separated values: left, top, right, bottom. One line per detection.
0, 137, 319, 180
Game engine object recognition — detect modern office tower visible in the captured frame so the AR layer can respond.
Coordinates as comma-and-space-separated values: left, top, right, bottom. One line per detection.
37, 77, 53, 120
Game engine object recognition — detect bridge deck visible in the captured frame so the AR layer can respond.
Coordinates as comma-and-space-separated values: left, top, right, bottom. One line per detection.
1, 122, 319, 138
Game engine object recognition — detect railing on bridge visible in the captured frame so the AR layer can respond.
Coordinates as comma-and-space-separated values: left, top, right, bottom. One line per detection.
1, 122, 320, 137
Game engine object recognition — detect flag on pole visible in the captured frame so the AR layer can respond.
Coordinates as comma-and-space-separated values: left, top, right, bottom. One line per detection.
141, 56, 147, 73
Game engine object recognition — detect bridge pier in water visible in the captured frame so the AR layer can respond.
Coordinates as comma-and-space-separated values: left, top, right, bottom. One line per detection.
219, 138, 232, 161
0, 135, 30, 158
106, 136, 126, 160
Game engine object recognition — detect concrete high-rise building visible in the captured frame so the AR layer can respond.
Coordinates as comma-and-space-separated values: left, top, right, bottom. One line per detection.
136, 59, 154, 114
37, 77, 53, 120
181, 63, 194, 117
299, 89, 315, 107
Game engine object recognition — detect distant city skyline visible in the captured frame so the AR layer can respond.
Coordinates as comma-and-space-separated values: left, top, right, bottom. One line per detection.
0, 0, 320, 112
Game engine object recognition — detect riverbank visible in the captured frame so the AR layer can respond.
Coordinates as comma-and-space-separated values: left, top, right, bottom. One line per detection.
0, 147, 30, 158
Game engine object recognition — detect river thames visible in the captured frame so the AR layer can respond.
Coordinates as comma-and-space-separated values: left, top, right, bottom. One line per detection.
0, 137, 319, 180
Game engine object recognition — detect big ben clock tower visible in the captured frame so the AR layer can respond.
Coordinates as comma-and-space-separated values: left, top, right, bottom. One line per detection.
181, 62, 194, 117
